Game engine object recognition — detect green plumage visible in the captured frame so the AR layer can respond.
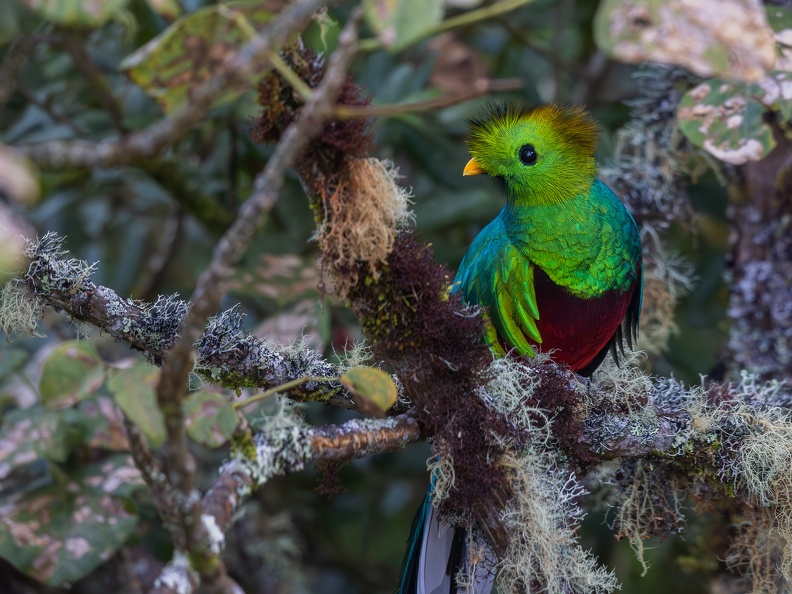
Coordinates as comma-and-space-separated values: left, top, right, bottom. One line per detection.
455, 102, 642, 370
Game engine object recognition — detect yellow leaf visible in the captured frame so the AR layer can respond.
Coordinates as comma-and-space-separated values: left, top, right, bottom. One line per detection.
340, 367, 397, 417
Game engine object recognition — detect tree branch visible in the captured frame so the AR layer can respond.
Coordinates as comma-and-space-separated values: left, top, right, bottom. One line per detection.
148, 10, 363, 591
331, 77, 524, 119
19, 233, 363, 410
148, 411, 421, 594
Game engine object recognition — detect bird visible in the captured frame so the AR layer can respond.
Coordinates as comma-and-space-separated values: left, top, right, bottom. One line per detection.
399, 102, 643, 594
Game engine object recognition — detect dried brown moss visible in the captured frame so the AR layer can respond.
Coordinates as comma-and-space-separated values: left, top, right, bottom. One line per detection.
250, 44, 373, 159
316, 158, 412, 297
346, 232, 518, 528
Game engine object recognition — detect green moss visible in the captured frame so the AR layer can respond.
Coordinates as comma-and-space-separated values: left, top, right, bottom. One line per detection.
231, 427, 257, 462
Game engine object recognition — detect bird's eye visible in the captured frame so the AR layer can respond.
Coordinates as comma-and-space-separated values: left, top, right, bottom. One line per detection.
519, 144, 538, 166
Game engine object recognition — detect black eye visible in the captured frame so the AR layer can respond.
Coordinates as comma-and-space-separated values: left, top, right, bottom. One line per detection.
519, 144, 538, 166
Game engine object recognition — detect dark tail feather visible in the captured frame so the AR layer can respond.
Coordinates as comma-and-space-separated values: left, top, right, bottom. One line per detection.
399, 492, 431, 594
447, 528, 467, 593
616, 324, 625, 357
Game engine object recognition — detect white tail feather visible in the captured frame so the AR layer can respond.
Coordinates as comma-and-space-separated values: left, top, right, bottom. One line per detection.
416, 503, 496, 594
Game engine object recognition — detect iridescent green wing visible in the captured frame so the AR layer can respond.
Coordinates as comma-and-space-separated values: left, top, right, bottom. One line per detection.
453, 218, 541, 357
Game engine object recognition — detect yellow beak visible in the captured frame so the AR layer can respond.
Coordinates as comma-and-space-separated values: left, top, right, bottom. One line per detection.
463, 157, 485, 176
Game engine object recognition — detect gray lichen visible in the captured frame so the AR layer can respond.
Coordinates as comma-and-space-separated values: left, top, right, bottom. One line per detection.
727, 218, 792, 383
223, 404, 311, 488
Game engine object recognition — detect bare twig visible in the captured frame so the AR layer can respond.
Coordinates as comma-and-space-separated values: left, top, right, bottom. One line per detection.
14, 0, 327, 170
154, 4, 362, 489
332, 77, 524, 120
123, 417, 184, 541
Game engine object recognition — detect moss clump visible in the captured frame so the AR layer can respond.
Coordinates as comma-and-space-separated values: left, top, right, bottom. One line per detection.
0, 280, 43, 337
251, 45, 373, 160
316, 158, 413, 297
346, 232, 521, 530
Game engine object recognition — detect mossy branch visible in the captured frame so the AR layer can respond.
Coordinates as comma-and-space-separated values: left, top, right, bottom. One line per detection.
11, 233, 364, 411
147, 411, 421, 594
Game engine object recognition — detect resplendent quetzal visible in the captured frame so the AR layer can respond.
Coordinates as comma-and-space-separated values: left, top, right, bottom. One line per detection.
399, 102, 643, 594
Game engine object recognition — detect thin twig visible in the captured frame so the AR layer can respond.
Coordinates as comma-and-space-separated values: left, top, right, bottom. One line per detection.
154, 4, 362, 491
268, 50, 316, 100
232, 375, 337, 410
332, 77, 524, 119
123, 417, 185, 546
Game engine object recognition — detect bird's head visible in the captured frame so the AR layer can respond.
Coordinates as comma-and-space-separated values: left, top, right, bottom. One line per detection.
464, 102, 599, 206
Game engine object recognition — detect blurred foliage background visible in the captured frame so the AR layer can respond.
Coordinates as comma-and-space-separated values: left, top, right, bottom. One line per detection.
2, 0, 790, 592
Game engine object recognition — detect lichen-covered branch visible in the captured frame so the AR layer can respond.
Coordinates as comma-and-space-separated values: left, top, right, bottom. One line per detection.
123, 418, 184, 542
13, 234, 359, 407
148, 412, 421, 594
207, 411, 421, 535
331, 77, 524, 119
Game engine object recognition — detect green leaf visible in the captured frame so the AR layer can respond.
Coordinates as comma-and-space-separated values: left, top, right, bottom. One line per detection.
22, 0, 130, 27
363, 0, 444, 52
39, 341, 105, 410
76, 397, 131, 451
183, 392, 238, 448
120, 1, 279, 114
0, 407, 69, 479
107, 363, 165, 447
594, 0, 776, 82
0, 454, 143, 587
677, 80, 776, 165
340, 367, 398, 417
767, 4, 792, 36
